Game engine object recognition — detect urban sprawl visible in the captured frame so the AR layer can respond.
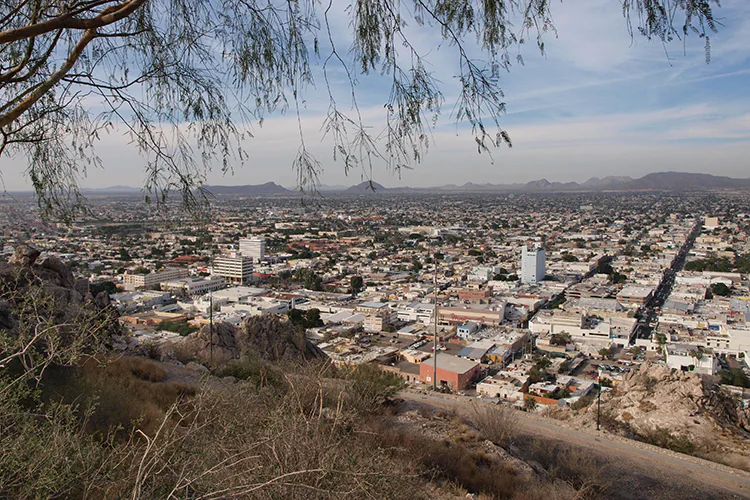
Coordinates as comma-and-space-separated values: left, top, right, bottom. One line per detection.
3, 191, 749, 408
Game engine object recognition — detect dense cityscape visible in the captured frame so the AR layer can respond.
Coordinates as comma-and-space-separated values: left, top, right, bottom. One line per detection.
3, 190, 749, 394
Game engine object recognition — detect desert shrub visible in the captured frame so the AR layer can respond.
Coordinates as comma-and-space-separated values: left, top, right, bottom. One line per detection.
2, 364, 426, 499
598, 408, 627, 433
638, 400, 657, 412
514, 437, 608, 497
471, 404, 518, 446
170, 342, 197, 365
570, 394, 596, 411
638, 426, 696, 455
643, 376, 658, 392
213, 357, 285, 391
40, 356, 195, 437
343, 363, 405, 414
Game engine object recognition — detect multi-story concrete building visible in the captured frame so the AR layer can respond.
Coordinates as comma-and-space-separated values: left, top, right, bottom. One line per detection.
161, 276, 226, 296
211, 254, 254, 285
239, 237, 266, 262
122, 267, 189, 291
521, 245, 545, 284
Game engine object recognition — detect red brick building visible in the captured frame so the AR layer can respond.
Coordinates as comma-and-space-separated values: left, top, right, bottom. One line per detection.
419, 354, 481, 391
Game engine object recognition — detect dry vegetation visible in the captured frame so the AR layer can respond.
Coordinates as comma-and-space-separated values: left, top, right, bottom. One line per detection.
0, 350, 617, 499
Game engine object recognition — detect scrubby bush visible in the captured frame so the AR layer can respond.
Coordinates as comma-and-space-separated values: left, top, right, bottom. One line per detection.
343, 363, 405, 414
471, 404, 518, 446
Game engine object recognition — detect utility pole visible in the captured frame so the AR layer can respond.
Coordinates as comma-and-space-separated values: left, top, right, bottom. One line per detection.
597, 369, 602, 431
209, 289, 214, 367
433, 256, 438, 392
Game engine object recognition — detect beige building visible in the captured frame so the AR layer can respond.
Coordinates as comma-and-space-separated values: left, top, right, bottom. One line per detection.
211, 254, 254, 285
122, 267, 189, 291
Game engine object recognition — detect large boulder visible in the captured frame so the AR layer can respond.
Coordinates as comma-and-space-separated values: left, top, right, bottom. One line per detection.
8, 245, 41, 267
236, 315, 326, 362
40, 256, 75, 288
178, 315, 326, 365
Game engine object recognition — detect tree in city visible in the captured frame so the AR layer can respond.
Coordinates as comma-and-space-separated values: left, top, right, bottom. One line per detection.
349, 275, 364, 296
1, 1, 720, 220
711, 282, 731, 297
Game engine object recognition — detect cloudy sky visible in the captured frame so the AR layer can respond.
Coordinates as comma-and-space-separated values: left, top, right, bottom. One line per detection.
2, 0, 749, 191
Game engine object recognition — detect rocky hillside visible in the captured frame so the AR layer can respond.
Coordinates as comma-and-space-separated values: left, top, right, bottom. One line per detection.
546, 362, 750, 469
0, 245, 120, 365
575, 363, 748, 436
171, 315, 326, 365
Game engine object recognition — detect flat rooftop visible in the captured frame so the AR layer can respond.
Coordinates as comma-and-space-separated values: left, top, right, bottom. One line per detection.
421, 354, 479, 374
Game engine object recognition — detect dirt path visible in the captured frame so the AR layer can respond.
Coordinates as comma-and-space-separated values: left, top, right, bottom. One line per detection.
401, 391, 750, 499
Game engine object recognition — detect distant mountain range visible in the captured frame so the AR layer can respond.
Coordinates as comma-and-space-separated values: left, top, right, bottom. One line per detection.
201, 182, 292, 196
70, 172, 750, 196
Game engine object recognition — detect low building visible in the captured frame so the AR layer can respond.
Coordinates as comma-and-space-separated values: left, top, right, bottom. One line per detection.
665, 344, 718, 375
122, 267, 189, 291
476, 373, 528, 401
419, 354, 480, 391
616, 286, 654, 306
161, 276, 225, 296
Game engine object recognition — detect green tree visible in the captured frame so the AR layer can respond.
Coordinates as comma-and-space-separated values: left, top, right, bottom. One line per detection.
349, 275, 364, 296
711, 282, 731, 297
0, 1, 719, 220
305, 308, 324, 328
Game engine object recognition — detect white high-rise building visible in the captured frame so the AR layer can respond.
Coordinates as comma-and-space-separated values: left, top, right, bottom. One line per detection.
239, 237, 266, 263
521, 245, 545, 284
211, 254, 254, 285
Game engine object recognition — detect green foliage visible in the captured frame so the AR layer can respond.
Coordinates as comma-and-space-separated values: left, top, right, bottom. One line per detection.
90, 280, 118, 296
562, 253, 579, 262
685, 255, 735, 273
159, 320, 198, 336
710, 282, 731, 297
293, 268, 323, 291
718, 369, 750, 388
287, 307, 323, 330
349, 275, 364, 295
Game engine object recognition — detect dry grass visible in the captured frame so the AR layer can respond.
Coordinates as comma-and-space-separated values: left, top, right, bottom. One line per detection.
512, 436, 610, 498
472, 403, 519, 446
41, 355, 195, 437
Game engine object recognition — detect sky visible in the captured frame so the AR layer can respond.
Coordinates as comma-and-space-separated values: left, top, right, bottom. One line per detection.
2, 0, 749, 191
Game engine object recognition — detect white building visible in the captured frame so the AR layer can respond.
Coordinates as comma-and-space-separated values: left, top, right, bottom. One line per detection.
521, 245, 545, 284
665, 344, 718, 375
122, 267, 189, 291
239, 237, 266, 262
161, 276, 225, 296
211, 254, 254, 285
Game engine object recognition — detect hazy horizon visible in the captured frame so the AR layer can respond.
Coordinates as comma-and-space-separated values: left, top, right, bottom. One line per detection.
1, 0, 748, 191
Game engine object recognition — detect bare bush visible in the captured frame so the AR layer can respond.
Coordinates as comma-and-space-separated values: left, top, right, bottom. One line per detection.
471, 403, 519, 447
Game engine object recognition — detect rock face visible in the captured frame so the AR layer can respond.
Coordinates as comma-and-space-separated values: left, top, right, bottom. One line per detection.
1, 245, 121, 353
9, 245, 41, 266
570, 362, 749, 439
179, 315, 325, 364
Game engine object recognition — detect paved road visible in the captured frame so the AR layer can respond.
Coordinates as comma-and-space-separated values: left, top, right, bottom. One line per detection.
401, 391, 750, 499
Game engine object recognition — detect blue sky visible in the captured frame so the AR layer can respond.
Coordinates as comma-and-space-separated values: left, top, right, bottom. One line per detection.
2, 0, 749, 190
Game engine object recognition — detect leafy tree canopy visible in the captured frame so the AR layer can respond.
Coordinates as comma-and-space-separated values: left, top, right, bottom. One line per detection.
0, 0, 719, 220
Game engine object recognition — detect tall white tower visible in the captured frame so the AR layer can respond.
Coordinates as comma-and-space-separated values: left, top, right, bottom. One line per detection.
521, 245, 545, 284
239, 237, 266, 263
